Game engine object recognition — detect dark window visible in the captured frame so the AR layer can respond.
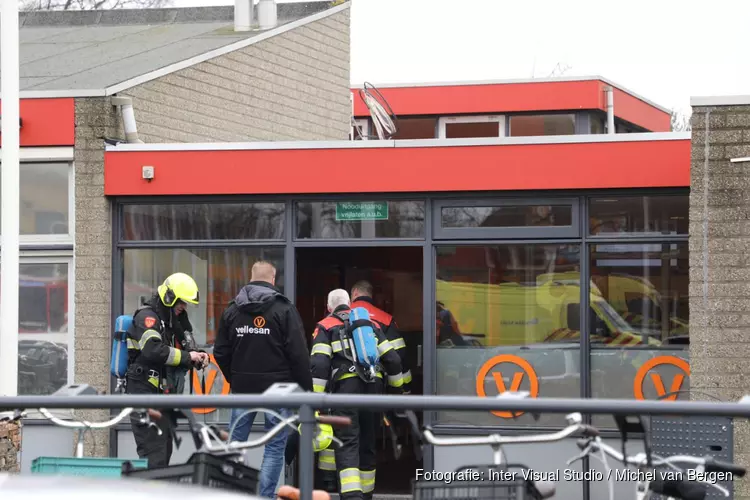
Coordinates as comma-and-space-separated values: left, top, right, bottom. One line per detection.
589, 241, 689, 426
445, 121, 500, 138
296, 201, 425, 239
589, 195, 688, 235
509, 114, 575, 136
392, 118, 437, 139
122, 203, 285, 240
435, 244, 581, 428
590, 115, 605, 134
441, 205, 573, 229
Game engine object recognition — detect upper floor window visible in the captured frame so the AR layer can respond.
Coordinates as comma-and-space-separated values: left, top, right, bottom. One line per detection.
0, 162, 72, 239
509, 114, 576, 137
391, 118, 438, 140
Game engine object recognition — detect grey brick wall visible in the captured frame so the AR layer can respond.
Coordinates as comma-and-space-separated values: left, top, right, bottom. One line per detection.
74, 96, 121, 457
0, 421, 21, 472
689, 103, 750, 498
122, 7, 351, 142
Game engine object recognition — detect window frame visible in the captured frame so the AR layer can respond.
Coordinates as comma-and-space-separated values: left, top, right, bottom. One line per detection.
433, 197, 581, 240
438, 115, 506, 139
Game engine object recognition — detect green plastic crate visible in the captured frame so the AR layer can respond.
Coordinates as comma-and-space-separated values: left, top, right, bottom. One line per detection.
31, 457, 148, 478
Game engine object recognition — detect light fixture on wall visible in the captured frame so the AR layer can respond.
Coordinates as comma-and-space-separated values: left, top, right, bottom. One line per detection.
730, 157, 750, 163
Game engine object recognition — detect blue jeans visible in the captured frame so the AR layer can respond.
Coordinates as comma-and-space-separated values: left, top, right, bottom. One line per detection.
230, 407, 289, 498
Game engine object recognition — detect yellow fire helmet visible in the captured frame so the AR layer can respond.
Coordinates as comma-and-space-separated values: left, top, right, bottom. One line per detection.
158, 272, 200, 307
298, 413, 334, 452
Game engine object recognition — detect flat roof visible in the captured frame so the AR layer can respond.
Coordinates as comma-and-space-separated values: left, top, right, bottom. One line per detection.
691, 95, 750, 107
352, 75, 672, 115
104, 133, 690, 197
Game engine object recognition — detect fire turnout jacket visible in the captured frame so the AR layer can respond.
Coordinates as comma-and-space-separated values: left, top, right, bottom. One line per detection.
126, 295, 193, 391
351, 297, 413, 394
310, 305, 404, 394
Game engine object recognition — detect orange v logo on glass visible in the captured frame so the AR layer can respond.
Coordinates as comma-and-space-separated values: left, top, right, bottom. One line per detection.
649, 373, 685, 401
492, 372, 525, 393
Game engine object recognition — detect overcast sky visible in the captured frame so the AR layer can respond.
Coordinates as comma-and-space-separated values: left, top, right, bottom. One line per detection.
176, 0, 750, 115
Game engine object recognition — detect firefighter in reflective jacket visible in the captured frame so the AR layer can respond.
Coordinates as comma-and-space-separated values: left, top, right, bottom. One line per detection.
126, 272, 209, 468
310, 289, 404, 500
350, 280, 412, 394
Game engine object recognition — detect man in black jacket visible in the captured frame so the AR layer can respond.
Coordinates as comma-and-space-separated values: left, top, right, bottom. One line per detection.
214, 260, 312, 498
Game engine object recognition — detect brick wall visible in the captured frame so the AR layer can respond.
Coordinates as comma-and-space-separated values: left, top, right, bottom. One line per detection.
689, 101, 750, 498
0, 422, 21, 472
122, 7, 351, 143
73, 96, 121, 457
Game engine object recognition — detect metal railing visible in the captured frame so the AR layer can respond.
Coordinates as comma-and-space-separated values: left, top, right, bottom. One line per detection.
3, 389, 750, 500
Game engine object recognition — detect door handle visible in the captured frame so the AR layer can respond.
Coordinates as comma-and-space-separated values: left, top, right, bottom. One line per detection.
417, 344, 422, 367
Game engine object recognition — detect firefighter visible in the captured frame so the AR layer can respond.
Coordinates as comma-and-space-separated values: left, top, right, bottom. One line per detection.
126, 272, 209, 468
350, 280, 412, 394
310, 289, 404, 500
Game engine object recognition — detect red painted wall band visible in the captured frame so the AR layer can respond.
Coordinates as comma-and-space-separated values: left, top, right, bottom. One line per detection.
104, 139, 690, 196
0, 98, 75, 147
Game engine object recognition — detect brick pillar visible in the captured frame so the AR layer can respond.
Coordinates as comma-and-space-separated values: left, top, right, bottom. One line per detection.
0, 421, 21, 472
73, 97, 122, 457
689, 101, 750, 498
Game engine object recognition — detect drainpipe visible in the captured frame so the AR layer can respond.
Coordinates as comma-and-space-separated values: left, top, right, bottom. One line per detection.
605, 86, 615, 134
257, 0, 277, 30
234, 0, 252, 32
111, 96, 144, 144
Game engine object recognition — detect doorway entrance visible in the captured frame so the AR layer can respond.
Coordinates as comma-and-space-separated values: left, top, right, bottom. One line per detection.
296, 246, 423, 495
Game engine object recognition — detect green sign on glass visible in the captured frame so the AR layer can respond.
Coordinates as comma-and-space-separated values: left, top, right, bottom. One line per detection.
335, 201, 389, 221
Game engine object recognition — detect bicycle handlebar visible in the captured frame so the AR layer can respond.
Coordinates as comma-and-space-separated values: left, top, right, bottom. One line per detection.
421, 412, 598, 447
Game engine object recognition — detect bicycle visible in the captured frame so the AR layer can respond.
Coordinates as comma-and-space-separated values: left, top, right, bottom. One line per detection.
566, 414, 747, 500
126, 407, 351, 499
3, 401, 349, 500
402, 410, 600, 499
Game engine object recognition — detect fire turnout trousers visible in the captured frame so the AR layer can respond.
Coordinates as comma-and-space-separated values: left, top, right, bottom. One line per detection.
128, 380, 172, 468
331, 377, 381, 500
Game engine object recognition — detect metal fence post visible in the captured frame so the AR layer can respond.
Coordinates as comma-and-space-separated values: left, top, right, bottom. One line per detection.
298, 404, 315, 500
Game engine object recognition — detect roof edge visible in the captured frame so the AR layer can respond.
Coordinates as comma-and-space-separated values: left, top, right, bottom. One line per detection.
350, 75, 672, 116
104, 1, 351, 96
105, 131, 690, 153
0, 89, 107, 98
691, 95, 750, 107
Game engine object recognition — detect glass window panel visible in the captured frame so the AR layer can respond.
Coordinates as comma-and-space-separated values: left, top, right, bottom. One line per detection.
0, 262, 71, 396
392, 118, 437, 139
509, 114, 575, 136
435, 244, 581, 427
0, 162, 70, 236
445, 121, 499, 139
123, 247, 284, 424
441, 205, 573, 228
589, 195, 688, 235
590, 114, 605, 134
589, 242, 689, 427
296, 201, 425, 239
122, 203, 285, 240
